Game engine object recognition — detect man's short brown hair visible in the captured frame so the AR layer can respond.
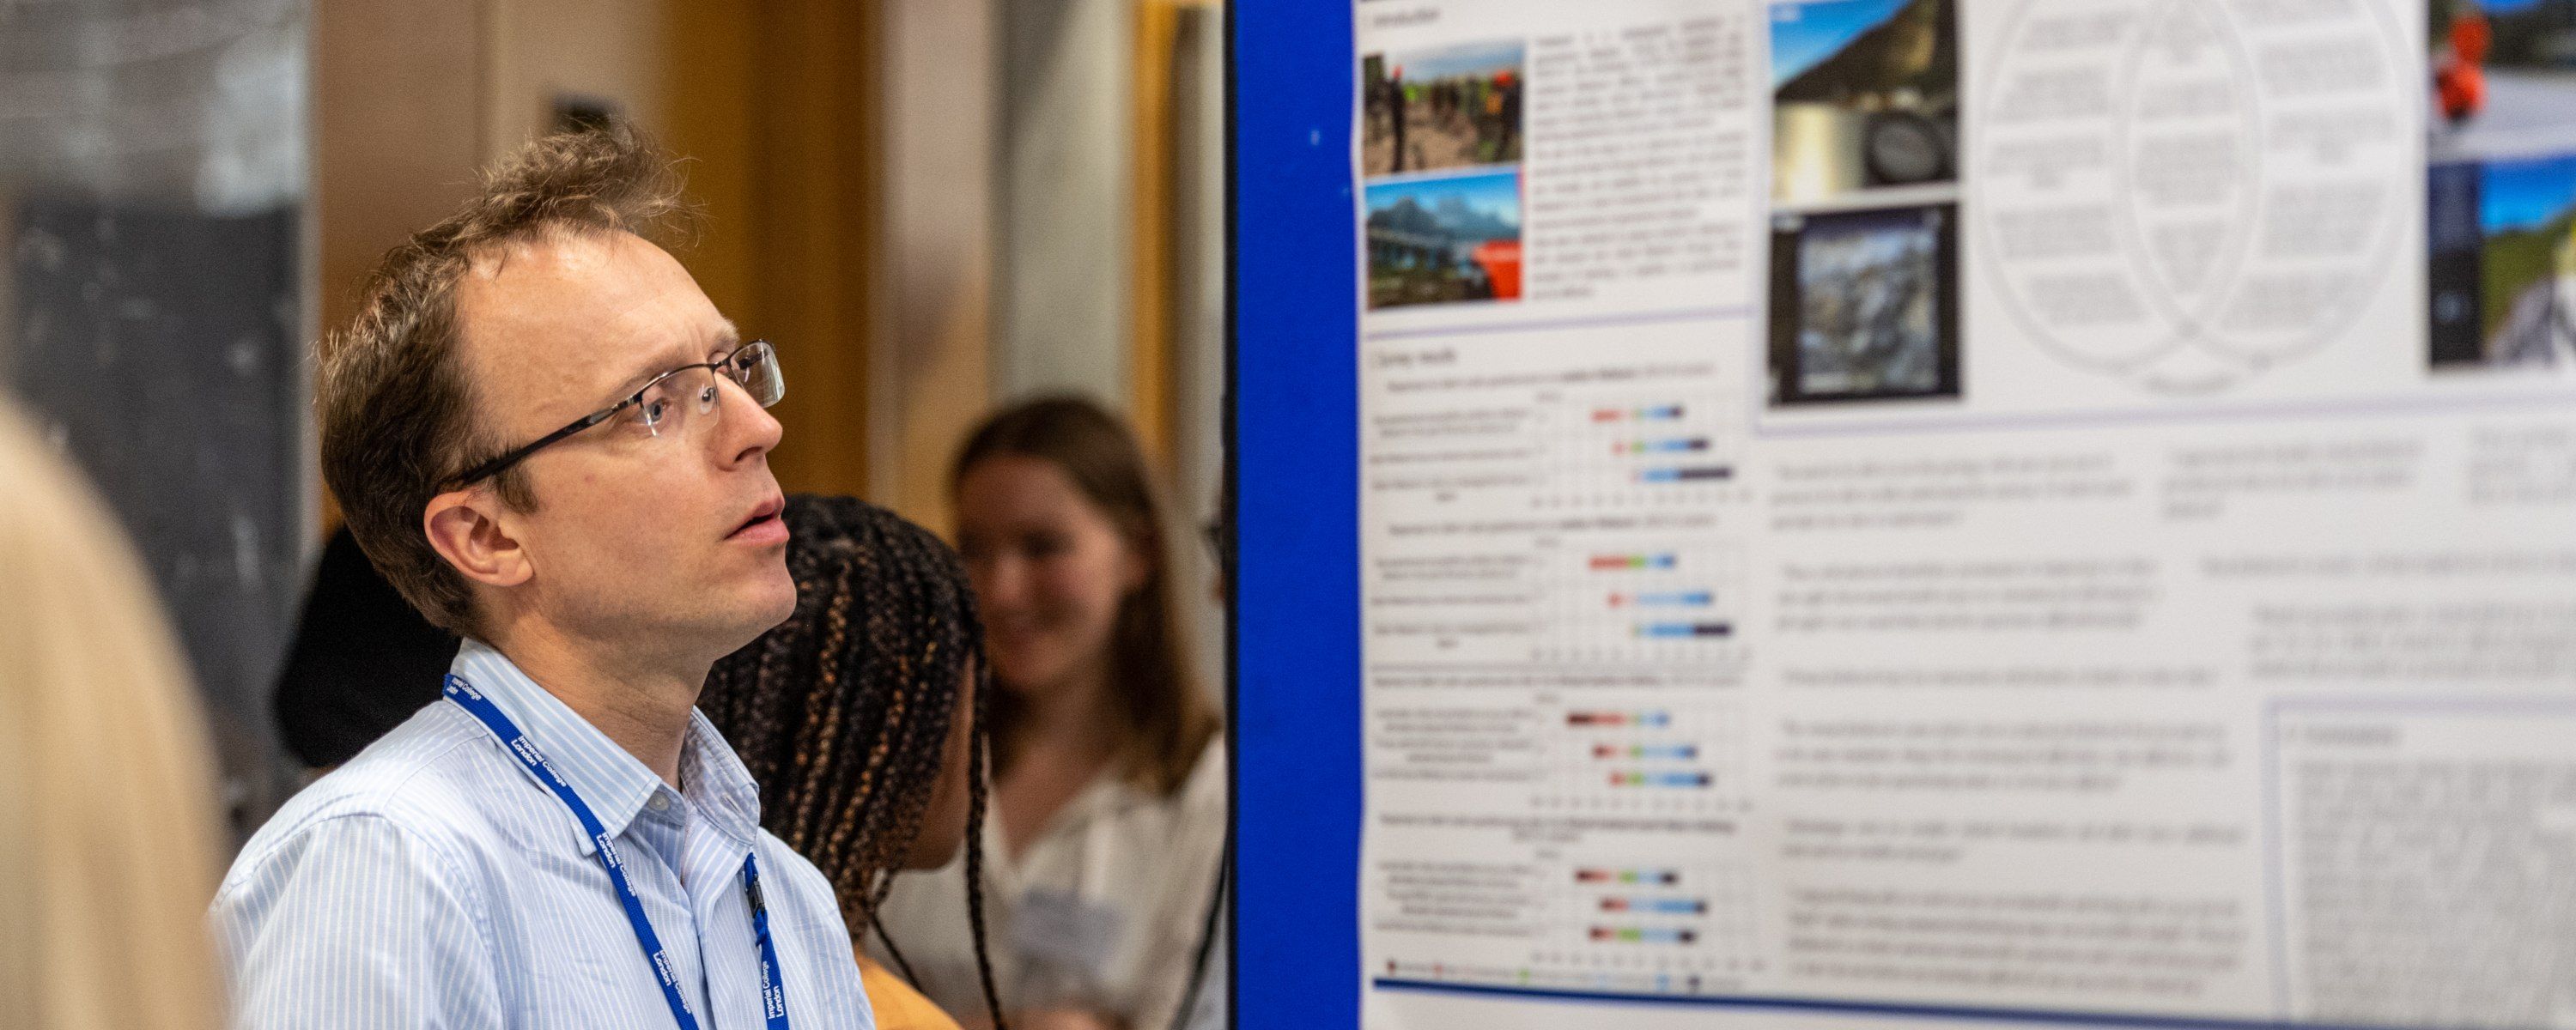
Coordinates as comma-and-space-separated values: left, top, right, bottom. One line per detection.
319, 123, 695, 637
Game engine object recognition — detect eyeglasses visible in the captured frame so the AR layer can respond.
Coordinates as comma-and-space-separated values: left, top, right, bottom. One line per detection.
448, 340, 786, 488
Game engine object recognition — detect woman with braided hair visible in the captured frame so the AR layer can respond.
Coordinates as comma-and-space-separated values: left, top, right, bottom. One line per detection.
702, 494, 1008, 1030
874, 397, 1226, 1030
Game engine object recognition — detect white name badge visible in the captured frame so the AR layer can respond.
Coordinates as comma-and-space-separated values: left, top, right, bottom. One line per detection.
1011, 888, 1128, 990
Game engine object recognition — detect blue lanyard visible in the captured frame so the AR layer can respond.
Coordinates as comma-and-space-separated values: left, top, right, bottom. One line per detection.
445, 675, 793, 1030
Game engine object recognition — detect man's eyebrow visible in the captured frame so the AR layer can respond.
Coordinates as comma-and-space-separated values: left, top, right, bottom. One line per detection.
603, 322, 743, 397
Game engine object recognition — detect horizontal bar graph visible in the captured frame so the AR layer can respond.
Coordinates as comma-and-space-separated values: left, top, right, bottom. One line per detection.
1610, 591, 1714, 608
1616, 437, 1711, 454
1592, 743, 1699, 760
1637, 464, 1734, 482
1608, 771, 1714, 788
1565, 710, 1672, 728
1589, 404, 1685, 422
1589, 926, 1698, 944
1600, 897, 1708, 915
1573, 867, 1680, 886
1635, 621, 1731, 639
1588, 552, 1678, 571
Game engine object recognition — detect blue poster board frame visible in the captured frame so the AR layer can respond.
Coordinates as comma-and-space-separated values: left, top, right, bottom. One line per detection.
1228, 3, 1362, 1029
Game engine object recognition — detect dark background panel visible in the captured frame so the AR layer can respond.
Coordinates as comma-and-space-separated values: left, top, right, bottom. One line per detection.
10, 198, 306, 838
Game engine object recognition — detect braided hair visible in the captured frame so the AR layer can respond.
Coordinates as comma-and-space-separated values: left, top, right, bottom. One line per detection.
702, 494, 1005, 1030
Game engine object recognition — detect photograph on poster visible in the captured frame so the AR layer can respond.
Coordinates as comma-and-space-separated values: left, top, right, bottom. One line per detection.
2428, 0, 2576, 146
1361, 41, 1526, 177
1364, 170, 1524, 310
2429, 152, 2576, 369
1770, 0, 1958, 207
1767, 203, 1959, 403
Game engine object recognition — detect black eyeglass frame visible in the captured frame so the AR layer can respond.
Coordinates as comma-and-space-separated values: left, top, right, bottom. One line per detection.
446, 339, 781, 488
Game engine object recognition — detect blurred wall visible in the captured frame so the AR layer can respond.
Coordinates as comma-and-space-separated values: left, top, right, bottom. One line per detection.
987, 0, 1228, 694
1170, 3, 1229, 704
318, 0, 676, 337
996, 0, 1134, 409
320, 0, 887, 508
660, 1, 881, 503
0, 0, 314, 841
313, 0, 477, 343
884, 0, 999, 534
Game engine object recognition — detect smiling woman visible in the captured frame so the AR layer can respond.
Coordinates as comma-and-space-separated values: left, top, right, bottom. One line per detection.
873, 396, 1225, 1030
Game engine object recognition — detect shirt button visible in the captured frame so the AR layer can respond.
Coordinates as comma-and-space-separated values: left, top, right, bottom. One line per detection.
647, 794, 671, 813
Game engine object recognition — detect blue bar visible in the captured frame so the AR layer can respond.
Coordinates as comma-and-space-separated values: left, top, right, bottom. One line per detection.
1638, 622, 1732, 639
1233, 3, 1359, 1028
1634, 591, 1713, 608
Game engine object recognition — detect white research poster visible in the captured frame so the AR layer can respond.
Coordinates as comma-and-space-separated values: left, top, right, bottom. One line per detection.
1352, 0, 2576, 1027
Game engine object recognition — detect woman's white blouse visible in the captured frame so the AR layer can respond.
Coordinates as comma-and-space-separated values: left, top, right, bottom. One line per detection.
872, 741, 1227, 1030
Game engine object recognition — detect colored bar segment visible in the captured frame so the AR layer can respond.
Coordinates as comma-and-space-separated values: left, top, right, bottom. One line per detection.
1589, 553, 1680, 571
1637, 622, 1732, 639
1637, 465, 1733, 482
1607, 771, 1714, 788
1594, 744, 1698, 760
1588, 926, 1698, 944
1617, 437, 1711, 454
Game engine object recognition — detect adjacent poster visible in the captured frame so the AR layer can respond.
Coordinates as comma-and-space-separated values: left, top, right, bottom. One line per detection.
1352, 1, 2576, 1027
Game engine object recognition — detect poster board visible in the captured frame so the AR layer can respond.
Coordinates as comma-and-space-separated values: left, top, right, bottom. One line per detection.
1236, 1, 2576, 1028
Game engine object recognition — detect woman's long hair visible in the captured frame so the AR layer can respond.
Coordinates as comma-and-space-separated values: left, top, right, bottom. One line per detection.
702, 494, 1004, 1030
0, 404, 225, 1030
952, 396, 1220, 795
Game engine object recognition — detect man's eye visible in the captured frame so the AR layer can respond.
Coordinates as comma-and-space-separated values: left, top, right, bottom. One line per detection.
640, 397, 670, 426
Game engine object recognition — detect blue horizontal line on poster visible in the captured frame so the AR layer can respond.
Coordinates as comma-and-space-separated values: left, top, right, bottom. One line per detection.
1362, 306, 1751, 342
1373, 979, 2419, 1030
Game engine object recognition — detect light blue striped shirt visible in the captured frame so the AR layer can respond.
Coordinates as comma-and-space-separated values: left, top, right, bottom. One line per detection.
216, 639, 878, 1030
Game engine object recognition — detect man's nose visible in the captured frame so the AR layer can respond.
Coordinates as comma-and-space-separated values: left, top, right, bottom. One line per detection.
714, 374, 783, 467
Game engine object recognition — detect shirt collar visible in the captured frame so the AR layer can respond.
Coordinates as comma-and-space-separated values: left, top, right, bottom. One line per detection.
448, 639, 764, 854
677, 706, 764, 847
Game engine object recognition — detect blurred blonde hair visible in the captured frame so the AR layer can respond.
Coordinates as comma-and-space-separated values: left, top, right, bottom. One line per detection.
0, 404, 225, 1030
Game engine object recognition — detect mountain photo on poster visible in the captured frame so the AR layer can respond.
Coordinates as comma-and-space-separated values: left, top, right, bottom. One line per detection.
1771, 0, 1958, 207
1365, 171, 1523, 310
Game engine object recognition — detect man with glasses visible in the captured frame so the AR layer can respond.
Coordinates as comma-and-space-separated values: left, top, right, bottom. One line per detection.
215, 125, 880, 1028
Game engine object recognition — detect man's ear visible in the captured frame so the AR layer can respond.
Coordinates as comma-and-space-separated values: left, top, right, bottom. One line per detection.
423, 488, 533, 589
